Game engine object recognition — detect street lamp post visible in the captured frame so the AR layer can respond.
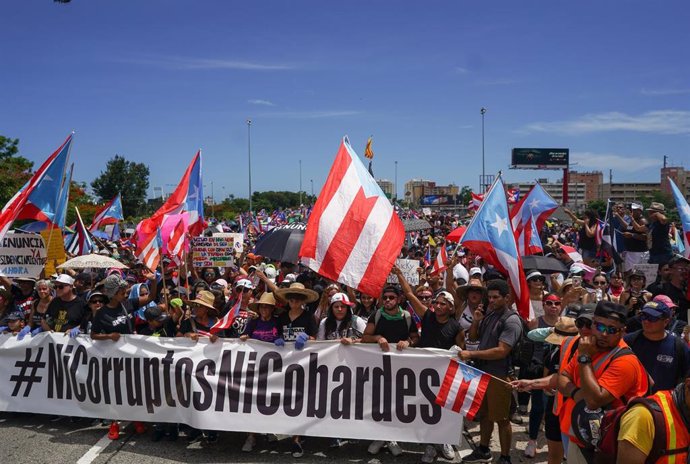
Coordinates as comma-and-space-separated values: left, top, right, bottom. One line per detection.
480, 107, 487, 192
310, 179, 314, 199
247, 119, 253, 213
299, 160, 303, 206
211, 180, 215, 218
394, 160, 398, 203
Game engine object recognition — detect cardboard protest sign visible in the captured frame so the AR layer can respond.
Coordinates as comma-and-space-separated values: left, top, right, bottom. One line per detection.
633, 263, 658, 287
0, 232, 47, 279
387, 258, 420, 286
213, 232, 244, 253
192, 235, 235, 268
40, 228, 66, 277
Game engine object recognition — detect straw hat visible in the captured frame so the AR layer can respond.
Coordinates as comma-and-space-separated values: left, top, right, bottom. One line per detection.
274, 282, 319, 303
456, 282, 487, 300
545, 317, 578, 345
248, 292, 277, 311
188, 290, 217, 311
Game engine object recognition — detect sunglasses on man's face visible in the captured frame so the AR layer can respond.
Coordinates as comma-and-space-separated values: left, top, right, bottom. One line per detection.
594, 322, 622, 335
544, 300, 561, 307
236, 287, 252, 293
55, 284, 69, 290
575, 319, 592, 329
640, 313, 665, 323
382, 295, 398, 301
90, 299, 106, 305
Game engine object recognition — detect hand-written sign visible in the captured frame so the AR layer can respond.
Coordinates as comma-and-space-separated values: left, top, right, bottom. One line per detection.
632, 263, 659, 288
0, 232, 47, 279
40, 228, 66, 277
212, 233, 244, 254
387, 258, 420, 286
192, 236, 235, 268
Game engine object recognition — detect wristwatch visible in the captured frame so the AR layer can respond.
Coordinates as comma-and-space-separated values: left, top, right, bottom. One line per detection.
578, 354, 592, 364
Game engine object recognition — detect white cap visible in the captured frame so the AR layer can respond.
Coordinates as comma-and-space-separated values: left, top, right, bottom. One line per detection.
282, 273, 297, 284
329, 292, 355, 307
435, 290, 455, 306
55, 274, 75, 286
213, 278, 228, 289
235, 278, 254, 289
453, 264, 469, 282
469, 267, 483, 277
264, 265, 277, 283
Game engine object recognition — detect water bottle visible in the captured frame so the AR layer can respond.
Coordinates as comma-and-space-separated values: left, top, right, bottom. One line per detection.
595, 289, 603, 302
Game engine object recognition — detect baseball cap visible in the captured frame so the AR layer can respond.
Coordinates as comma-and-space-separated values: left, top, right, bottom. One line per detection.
235, 278, 254, 289
469, 267, 483, 277
281, 273, 297, 286
453, 264, 469, 283
652, 294, 678, 309
631, 202, 643, 210
576, 304, 596, 321
435, 290, 455, 306
144, 306, 169, 322
526, 270, 545, 282
6, 311, 24, 321
329, 292, 355, 307
264, 265, 277, 283
594, 301, 629, 323
641, 301, 671, 319
212, 279, 228, 289
55, 274, 75, 286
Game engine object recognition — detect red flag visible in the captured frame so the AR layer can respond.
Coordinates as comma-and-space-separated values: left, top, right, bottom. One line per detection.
299, 137, 404, 297
210, 299, 241, 334
431, 245, 448, 275
435, 359, 490, 420
137, 228, 162, 271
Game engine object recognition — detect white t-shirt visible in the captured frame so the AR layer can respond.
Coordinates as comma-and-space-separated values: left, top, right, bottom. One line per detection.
317, 315, 367, 340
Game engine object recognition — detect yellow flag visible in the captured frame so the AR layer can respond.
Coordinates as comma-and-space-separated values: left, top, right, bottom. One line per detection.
428, 235, 437, 247
364, 137, 374, 159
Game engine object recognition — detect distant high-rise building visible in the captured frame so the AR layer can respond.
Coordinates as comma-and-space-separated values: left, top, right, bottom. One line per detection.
376, 179, 394, 199
404, 179, 459, 205
661, 166, 690, 200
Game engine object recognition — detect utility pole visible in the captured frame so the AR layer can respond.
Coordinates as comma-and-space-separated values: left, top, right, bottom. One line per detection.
247, 119, 253, 213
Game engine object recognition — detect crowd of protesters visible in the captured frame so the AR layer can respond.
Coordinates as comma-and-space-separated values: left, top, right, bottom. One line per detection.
0, 200, 689, 464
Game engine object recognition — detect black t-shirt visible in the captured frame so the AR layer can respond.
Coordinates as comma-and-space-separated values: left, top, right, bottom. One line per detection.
278, 310, 318, 341
418, 310, 462, 349
47, 296, 86, 332
179, 317, 218, 336
137, 319, 177, 337
91, 305, 134, 335
367, 309, 419, 344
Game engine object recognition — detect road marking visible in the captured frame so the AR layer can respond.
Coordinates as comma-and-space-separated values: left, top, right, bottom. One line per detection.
76, 421, 129, 464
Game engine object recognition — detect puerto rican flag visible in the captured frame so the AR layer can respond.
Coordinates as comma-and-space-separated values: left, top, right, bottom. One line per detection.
510, 183, 558, 256
669, 178, 690, 258
65, 207, 94, 256
90, 193, 124, 231
299, 137, 404, 297
468, 192, 484, 211
507, 188, 520, 204
435, 359, 490, 420
167, 215, 187, 265
137, 227, 163, 271
0, 134, 72, 242
461, 177, 531, 319
210, 298, 241, 334
431, 245, 448, 275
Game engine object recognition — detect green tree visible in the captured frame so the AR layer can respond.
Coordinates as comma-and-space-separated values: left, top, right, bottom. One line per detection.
91, 155, 150, 218
0, 136, 33, 206
66, 181, 98, 226
459, 186, 472, 205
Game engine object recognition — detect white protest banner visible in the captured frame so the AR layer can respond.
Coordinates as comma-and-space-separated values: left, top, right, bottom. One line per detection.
192, 235, 235, 268
0, 232, 47, 279
387, 258, 420, 286
0, 333, 462, 444
632, 263, 659, 287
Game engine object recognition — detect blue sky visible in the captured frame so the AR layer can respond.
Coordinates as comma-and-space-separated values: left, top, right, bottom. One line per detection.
2, 1, 689, 201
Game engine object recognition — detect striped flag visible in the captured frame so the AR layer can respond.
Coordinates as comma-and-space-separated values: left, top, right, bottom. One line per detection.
299, 137, 405, 297
364, 137, 374, 159
435, 359, 490, 420
137, 227, 163, 271
65, 207, 94, 255
431, 245, 448, 275
90, 193, 124, 231
167, 217, 187, 265
468, 192, 484, 211
210, 298, 241, 334
510, 183, 558, 256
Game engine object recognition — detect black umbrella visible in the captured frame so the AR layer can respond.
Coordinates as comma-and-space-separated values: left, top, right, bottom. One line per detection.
253, 223, 306, 264
521, 255, 568, 274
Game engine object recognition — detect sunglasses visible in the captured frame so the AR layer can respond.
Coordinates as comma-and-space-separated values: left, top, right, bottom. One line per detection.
640, 313, 665, 323
594, 322, 622, 335
382, 295, 398, 301
236, 287, 252, 293
418, 295, 433, 300
55, 284, 69, 290
593, 281, 608, 286
544, 300, 561, 307
90, 299, 106, 305
575, 319, 592, 329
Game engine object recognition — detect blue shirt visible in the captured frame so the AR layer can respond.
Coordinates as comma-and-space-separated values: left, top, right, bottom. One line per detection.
624, 331, 690, 392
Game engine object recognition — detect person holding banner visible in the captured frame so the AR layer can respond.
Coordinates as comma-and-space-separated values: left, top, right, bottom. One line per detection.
24, 279, 53, 337
46, 274, 85, 337
317, 292, 366, 342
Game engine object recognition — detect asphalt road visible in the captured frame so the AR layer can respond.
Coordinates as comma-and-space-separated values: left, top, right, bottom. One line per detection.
0, 412, 548, 464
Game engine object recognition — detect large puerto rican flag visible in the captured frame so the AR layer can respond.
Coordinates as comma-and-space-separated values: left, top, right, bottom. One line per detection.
669, 178, 690, 258
299, 137, 405, 297
510, 183, 558, 256
460, 176, 531, 319
0, 134, 72, 242
90, 193, 124, 231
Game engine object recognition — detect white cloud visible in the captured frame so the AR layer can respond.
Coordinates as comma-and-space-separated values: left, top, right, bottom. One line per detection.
571, 152, 661, 173
522, 110, 690, 135
114, 56, 294, 71
454, 67, 469, 74
258, 110, 361, 119
248, 99, 275, 106
641, 88, 690, 96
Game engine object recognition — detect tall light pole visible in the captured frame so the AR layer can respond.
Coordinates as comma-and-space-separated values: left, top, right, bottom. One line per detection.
310, 179, 314, 199
480, 107, 487, 192
394, 160, 398, 203
247, 119, 253, 213
299, 159, 303, 206
211, 180, 215, 218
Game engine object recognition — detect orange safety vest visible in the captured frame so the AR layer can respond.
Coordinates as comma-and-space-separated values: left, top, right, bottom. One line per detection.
647, 390, 690, 464
553, 335, 579, 416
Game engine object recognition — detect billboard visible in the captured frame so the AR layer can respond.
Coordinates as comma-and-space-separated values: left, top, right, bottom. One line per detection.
511, 148, 569, 169
420, 195, 457, 205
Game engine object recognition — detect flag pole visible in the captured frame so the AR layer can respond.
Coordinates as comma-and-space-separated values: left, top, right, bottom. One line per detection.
158, 232, 170, 312
457, 359, 513, 388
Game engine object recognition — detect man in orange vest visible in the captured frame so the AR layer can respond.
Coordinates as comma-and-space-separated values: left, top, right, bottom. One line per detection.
616, 377, 690, 464
557, 301, 650, 464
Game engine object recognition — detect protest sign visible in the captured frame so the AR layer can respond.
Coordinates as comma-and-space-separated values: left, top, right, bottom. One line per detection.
422, 208, 432, 217
0, 232, 47, 279
0, 333, 463, 444
212, 232, 244, 253
40, 228, 66, 277
387, 258, 420, 286
633, 263, 658, 287
192, 235, 235, 268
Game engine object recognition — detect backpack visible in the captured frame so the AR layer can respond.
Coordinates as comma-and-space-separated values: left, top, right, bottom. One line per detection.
495, 310, 530, 370
627, 330, 688, 387
596, 396, 688, 464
